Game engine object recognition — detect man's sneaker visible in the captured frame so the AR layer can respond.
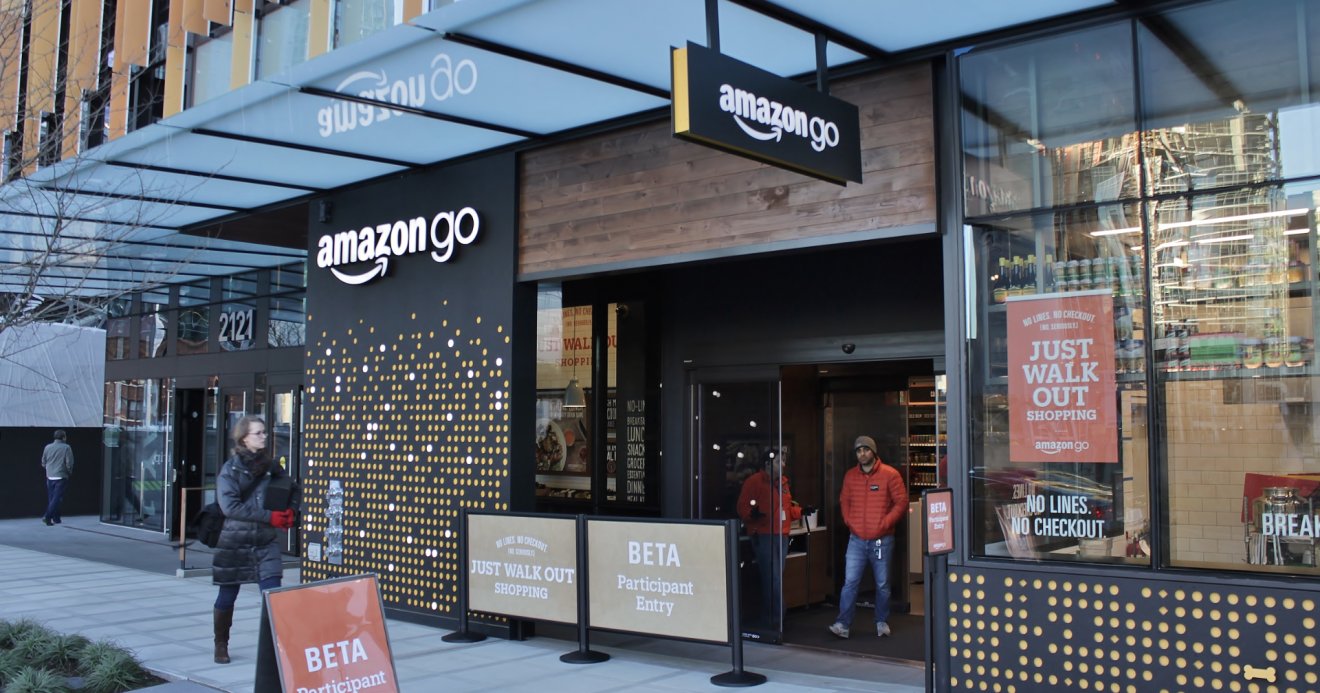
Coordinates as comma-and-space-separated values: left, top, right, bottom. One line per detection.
877, 622, 892, 637
828, 622, 850, 639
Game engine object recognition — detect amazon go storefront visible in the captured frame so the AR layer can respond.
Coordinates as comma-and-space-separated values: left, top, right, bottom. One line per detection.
299, 1, 1320, 688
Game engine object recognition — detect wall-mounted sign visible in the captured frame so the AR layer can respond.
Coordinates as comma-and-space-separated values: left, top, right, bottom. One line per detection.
671, 41, 862, 185
264, 575, 399, 693
923, 488, 955, 556
1007, 290, 1117, 463
467, 514, 578, 623
587, 519, 727, 643
314, 208, 480, 285
219, 307, 254, 351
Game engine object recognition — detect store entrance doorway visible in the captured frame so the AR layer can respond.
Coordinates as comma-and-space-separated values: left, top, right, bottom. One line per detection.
692, 360, 940, 661
171, 388, 207, 538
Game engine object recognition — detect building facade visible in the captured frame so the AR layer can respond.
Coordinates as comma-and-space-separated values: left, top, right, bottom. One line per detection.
4, 0, 1320, 689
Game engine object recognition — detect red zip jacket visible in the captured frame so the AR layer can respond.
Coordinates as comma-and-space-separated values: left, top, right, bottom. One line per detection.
839, 462, 908, 540
737, 470, 802, 535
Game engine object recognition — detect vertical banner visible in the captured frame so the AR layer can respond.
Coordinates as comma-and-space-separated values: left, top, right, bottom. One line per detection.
264, 575, 399, 693
1007, 290, 1117, 463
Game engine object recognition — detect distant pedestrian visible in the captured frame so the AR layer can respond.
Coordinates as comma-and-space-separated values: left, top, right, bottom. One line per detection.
210, 416, 296, 664
829, 435, 908, 639
41, 430, 74, 526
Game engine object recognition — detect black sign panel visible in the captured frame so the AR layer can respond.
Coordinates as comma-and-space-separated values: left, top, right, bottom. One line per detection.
671, 42, 862, 185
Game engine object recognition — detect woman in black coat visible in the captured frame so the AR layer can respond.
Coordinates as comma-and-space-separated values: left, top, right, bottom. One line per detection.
211, 415, 296, 664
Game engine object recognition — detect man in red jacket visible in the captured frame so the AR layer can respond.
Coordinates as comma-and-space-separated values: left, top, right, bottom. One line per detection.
738, 449, 802, 627
830, 435, 908, 639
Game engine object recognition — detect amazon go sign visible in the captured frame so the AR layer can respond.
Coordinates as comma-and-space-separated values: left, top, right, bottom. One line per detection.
314, 208, 479, 285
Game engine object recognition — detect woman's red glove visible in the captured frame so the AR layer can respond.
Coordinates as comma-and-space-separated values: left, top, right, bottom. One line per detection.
271, 509, 296, 529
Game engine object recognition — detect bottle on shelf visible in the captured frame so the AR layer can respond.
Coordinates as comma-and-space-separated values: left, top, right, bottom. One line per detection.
993, 256, 1009, 304
1010, 256, 1025, 297
1025, 254, 1037, 295
1043, 253, 1056, 291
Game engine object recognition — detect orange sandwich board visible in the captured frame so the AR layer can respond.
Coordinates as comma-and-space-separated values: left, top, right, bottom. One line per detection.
263, 574, 399, 693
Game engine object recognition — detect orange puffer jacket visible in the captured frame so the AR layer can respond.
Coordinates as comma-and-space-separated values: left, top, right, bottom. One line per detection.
737, 470, 801, 535
839, 462, 908, 541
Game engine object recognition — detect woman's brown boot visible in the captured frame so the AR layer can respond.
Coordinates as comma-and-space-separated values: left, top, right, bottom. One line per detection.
213, 608, 233, 664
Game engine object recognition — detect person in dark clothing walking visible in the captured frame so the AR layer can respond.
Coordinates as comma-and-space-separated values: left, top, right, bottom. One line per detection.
210, 416, 296, 664
41, 430, 75, 526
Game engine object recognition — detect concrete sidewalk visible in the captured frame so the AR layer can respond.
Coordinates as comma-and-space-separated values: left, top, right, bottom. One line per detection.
0, 517, 925, 692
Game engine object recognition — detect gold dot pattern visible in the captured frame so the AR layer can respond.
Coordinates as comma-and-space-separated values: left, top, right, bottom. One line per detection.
947, 569, 1316, 692
300, 306, 510, 617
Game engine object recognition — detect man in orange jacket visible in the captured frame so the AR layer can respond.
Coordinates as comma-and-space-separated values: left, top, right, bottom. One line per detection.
830, 435, 908, 639
738, 449, 802, 627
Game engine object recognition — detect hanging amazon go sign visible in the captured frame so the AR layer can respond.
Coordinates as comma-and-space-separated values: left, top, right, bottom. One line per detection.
671, 41, 861, 185
315, 208, 480, 285
1007, 290, 1118, 463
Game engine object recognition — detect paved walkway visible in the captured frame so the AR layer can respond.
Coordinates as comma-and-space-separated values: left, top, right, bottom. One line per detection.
0, 517, 925, 692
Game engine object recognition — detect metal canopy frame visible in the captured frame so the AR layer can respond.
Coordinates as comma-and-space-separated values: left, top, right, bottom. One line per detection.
1, 0, 1208, 298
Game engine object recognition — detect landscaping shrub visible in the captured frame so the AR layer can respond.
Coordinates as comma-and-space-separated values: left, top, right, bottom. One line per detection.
0, 620, 162, 693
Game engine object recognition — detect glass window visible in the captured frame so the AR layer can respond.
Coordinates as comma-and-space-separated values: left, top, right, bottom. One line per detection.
1155, 181, 1320, 573
271, 262, 306, 293
961, 21, 1137, 216
268, 293, 306, 348
104, 297, 133, 360
256, 0, 310, 80
1140, 0, 1316, 193
970, 205, 1150, 564
219, 272, 258, 352
335, 0, 400, 48
102, 378, 172, 530
189, 33, 234, 107
177, 280, 211, 355
138, 289, 169, 359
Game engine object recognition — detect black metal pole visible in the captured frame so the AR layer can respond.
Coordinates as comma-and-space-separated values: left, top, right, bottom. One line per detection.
815, 32, 829, 95
711, 519, 765, 687
442, 509, 485, 643
561, 514, 608, 663
930, 552, 950, 693
705, 0, 720, 52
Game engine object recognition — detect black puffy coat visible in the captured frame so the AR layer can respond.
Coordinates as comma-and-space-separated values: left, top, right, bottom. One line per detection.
210, 452, 289, 586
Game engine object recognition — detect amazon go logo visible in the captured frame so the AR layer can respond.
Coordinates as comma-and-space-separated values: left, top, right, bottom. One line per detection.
314, 208, 479, 285
718, 84, 840, 152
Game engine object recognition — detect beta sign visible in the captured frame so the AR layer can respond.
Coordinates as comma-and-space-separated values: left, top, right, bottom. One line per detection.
264, 575, 398, 693
1007, 290, 1117, 463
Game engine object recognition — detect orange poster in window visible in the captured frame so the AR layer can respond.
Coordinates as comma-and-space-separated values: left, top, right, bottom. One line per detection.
1007, 290, 1117, 463
264, 575, 400, 693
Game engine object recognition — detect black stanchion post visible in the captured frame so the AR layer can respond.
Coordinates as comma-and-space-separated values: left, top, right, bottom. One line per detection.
560, 514, 608, 663
711, 519, 765, 687
442, 508, 486, 643
930, 552, 950, 693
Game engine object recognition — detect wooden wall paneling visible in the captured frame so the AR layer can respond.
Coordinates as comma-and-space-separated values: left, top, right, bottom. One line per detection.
120, 0, 151, 67
163, 0, 188, 117
229, 0, 254, 89
107, 0, 129, 138
203, 0, 232, 26
22, 0, 61, 167
307, 0, 332, 58
0, 8, 26, 135
403, 0, 425, 22
62, 0, 103, 157
182, 0, 209, 36
519, 64, 935, 277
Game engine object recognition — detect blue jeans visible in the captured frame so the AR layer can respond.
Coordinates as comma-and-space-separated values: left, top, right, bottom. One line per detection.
43, 478, 68, 523
214, 576, 282, 610
835, 533, 894, 627
750, 533, 789, 625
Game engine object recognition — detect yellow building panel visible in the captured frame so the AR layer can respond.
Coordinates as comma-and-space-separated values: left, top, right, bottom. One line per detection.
0, 11, 23, 134
23, 0, 61, 162
404, 0, 424, 22
107, 69, 130, 140
229, 1, 254, 90
182, 0, 209, 36
203, 0, 231, 26
307, 0, 332, 59
163, 0, 187, 117
120, 0, 151, 67
63, 0, 103, 158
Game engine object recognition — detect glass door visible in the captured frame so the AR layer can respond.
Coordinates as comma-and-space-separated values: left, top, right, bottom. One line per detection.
692, 371, 785, 640
269, 382, 302, 555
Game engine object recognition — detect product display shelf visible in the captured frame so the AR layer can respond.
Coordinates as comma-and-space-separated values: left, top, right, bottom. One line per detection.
905, 379, 945, 492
